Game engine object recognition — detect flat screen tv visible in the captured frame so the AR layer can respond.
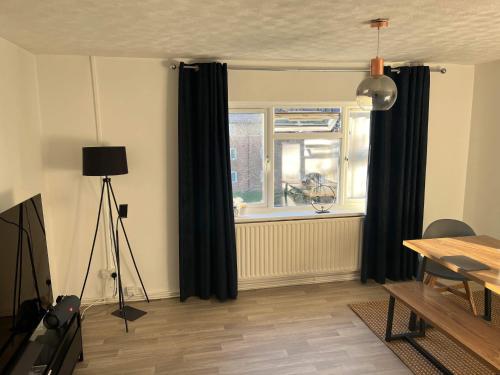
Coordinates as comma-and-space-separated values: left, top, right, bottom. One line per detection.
0, 194, 53, 373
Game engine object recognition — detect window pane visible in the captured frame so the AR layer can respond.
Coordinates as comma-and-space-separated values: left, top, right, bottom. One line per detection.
274, 139, 340, 207
229, 112, 265, 204
274, 107, 342, 133
230, 148, 237, 161
345, 111, 370, 200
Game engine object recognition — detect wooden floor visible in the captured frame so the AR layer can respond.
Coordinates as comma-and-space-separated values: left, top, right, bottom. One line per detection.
75, 281, 410, 374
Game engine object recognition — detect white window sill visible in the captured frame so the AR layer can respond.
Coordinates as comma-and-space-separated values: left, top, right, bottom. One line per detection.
235, 208, 365, 224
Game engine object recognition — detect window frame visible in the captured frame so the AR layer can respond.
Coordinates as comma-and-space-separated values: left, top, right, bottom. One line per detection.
343, 106, 371, 207
229, 102, 367, 213
228, 108, 269, 208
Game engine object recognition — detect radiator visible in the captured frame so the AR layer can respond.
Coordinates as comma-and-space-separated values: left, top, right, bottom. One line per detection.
236, 215, 363, 290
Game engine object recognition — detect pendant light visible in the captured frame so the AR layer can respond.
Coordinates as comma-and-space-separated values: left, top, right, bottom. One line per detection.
356, 19, 397, 111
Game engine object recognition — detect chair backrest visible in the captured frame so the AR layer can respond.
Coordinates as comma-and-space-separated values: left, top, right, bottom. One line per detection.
423, 219, 476, 239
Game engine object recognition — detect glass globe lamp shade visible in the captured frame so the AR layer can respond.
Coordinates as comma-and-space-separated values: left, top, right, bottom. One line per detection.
356, 74, 397, 111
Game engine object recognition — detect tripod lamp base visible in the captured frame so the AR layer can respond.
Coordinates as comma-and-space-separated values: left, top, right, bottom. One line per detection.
111, 305, 147, 321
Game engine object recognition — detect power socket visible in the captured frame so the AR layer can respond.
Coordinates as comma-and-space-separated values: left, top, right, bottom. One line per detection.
124, 286, 136, 297
99, 268, 116, 279
124, 286, 143, 298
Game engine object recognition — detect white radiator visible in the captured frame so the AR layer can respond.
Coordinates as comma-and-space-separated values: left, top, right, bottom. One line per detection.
236, 215, 363, 290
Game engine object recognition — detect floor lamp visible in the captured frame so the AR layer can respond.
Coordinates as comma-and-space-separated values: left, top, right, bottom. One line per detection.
80, 146, 149, 332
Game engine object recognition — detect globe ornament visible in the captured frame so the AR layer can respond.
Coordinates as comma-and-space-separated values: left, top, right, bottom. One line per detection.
311, 184, 336, 214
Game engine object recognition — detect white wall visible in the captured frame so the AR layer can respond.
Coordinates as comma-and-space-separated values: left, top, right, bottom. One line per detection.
424, 65, 475, 227
463, 60, 500, 237
35, 57, 475, 300
36, 55, 179, 300
0, 37, 43, 212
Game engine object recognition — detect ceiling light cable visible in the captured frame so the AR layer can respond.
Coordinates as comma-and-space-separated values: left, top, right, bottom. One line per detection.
376, 26, 380, 57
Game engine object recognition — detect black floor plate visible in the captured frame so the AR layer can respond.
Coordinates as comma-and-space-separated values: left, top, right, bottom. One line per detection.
111, 305, 147, 321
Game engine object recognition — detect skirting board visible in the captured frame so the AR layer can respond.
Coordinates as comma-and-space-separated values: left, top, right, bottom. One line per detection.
81, 271, 360, 306
82, 289, 179, 306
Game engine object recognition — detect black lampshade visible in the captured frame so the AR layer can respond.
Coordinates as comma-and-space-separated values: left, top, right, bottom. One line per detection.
82, 146, 128, 176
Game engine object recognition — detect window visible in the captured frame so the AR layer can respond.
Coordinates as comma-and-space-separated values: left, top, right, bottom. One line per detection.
274, 107, 342, 207
274, 107, 342, 133
345, 110, 370, 200
230, 148, 238, 161
231, 171, 238, 183
229, 105, 370, 211
228, 111, 265, 204
274, 138, 341, 206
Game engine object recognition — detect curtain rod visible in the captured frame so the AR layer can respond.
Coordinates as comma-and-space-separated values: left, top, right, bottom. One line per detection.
169, 64, 447, 74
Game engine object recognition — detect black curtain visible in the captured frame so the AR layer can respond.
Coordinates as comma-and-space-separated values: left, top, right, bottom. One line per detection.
178, 62, 238, 301
361, 66, 430, 284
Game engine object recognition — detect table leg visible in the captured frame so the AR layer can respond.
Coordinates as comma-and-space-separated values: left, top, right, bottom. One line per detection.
415, 256, 427, 282
409, 256, 427, 331
484, 288, 492, 321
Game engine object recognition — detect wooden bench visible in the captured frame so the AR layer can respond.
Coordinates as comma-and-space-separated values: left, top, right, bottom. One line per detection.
383, 281, 500, 375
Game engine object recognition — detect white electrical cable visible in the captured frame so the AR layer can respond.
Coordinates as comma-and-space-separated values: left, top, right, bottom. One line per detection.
89, 56, 103, 144
89, 56, 118, 291
80, 299, 105, 320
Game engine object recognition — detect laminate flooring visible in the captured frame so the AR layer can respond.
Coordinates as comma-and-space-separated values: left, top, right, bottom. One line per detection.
75, 280, 410, 375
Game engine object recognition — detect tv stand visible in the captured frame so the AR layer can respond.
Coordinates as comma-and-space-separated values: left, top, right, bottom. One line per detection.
8, 312, 83, 374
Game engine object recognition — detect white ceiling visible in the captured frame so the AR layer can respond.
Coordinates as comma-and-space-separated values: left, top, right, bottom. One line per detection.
1, 0, 500, 64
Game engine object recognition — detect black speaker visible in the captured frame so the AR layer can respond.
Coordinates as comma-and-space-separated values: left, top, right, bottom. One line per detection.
43, 295, 81, 329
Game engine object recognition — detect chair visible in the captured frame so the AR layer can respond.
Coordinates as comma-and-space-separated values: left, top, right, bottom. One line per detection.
422, 219, 478, 316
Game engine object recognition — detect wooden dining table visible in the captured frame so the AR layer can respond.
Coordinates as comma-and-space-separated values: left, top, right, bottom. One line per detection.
403, 235, 500, 320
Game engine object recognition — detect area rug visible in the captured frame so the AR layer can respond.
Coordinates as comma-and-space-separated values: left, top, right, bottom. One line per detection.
349, 290, 498, 375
